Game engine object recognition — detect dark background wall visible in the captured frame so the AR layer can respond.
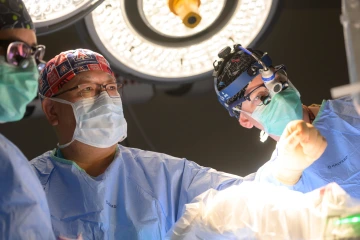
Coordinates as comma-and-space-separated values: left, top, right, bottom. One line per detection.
0, 0, 348, 177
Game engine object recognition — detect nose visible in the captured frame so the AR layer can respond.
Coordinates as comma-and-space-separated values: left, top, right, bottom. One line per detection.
99, 85, 107, 92
94, 86, 108, 98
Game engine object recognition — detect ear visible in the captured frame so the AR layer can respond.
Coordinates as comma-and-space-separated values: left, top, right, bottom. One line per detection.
239, 112, 254, 129
42, 98, 59, 126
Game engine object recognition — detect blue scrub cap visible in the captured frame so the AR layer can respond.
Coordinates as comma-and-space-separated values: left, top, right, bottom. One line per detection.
0, 0, 34, 31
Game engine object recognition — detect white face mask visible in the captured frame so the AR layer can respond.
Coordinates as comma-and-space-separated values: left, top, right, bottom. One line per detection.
45, 91, 127, 149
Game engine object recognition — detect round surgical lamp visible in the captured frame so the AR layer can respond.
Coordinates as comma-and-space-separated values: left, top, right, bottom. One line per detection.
85, 0, 281, 84
23, 0, 104, 36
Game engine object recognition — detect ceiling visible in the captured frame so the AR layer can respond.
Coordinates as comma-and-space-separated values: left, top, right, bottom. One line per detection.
0, 0, 348, 177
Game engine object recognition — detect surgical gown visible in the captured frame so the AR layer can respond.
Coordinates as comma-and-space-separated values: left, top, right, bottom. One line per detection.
256, 97, 360, 198
30, 145, 248, 239
0, 134, 55, 240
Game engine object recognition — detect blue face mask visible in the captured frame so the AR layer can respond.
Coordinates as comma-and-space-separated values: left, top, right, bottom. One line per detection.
251, 86, 303, 137
0, 56, 39, 123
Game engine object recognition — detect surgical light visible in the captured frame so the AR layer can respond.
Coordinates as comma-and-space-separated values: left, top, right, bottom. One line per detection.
85, 0, 281, 83
23, 0, 104, 36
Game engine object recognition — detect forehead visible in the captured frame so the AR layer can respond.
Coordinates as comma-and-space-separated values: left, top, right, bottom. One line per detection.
245, 74, 263, 94
76, 70, 114, 81
0, 28, 36, 46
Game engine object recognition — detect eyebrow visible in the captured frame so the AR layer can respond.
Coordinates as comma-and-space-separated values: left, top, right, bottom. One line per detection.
244, 82, 256, 95
3, 37, 38, 46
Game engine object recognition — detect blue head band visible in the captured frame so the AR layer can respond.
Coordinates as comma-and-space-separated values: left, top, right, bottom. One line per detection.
214, 54, 272, 117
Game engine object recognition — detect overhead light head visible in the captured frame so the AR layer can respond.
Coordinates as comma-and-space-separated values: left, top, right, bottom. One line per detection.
85, 0, 281, 84
23, 0, 104, 36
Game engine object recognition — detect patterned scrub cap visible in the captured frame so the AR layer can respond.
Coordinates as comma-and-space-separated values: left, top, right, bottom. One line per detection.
39, 49, 115, 97
0, 0, 34, 31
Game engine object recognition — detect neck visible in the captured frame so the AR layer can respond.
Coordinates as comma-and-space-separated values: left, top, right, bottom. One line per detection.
60, 141, 117, 177
302, 104, 320, 124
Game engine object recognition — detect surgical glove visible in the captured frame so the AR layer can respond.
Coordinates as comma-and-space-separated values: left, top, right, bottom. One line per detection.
273, 120, 327, 185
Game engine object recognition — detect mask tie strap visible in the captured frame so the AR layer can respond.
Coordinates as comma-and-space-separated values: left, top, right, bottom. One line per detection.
57, 140, 75, 149
260, 130, 269, 142
39, 93, 76, 148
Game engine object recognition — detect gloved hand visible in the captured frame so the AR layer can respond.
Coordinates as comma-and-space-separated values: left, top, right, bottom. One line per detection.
273, 120, 328, 185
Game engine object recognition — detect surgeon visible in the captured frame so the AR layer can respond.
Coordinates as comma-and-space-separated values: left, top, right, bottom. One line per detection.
213, 44, 360, 198
0, 0, 55, 239
29, 48, 260, 239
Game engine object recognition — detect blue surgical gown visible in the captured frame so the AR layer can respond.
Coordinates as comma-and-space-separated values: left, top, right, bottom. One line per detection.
256, 97, 360, 198
30, 145, 249, 239
0, 134, 55, 240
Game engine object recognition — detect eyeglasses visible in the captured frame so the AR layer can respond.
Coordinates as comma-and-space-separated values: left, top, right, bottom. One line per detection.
243, 84, 271, 106
243, 67, 288, 106
0, 40, 46, 71
52, 82, 124, 98
230, 65, 288, 111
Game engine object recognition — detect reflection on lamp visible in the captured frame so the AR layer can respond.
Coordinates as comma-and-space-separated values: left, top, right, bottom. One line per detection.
23, 0, 103, 36
168, 0, 202, 28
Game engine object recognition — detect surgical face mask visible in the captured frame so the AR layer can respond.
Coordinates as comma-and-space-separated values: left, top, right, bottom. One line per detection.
46, 91, 127, 148
0, 56, 39, 123
250, 85, 303, 137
